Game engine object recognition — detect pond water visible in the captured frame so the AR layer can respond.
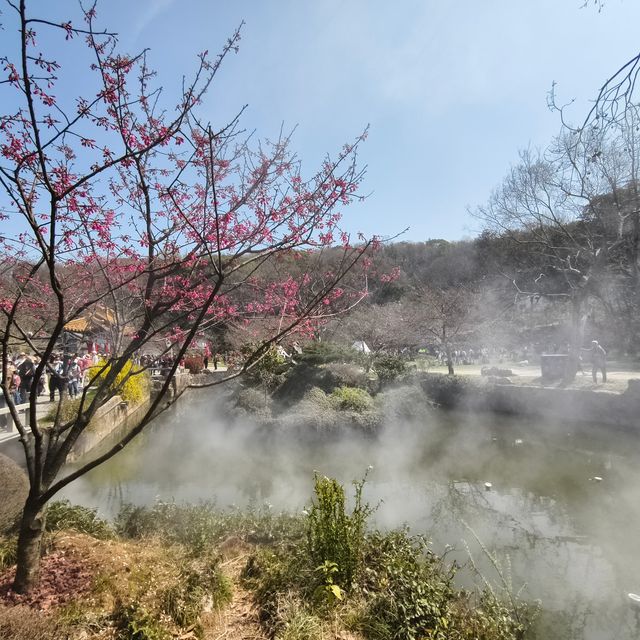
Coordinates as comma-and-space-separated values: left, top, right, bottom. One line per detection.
61, 390, 640, 640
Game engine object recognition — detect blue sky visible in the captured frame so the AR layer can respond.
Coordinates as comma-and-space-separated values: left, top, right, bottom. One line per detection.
10, 1, 640, 242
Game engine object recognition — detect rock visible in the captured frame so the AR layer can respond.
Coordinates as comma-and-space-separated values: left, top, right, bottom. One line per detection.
626, 379, 640, 395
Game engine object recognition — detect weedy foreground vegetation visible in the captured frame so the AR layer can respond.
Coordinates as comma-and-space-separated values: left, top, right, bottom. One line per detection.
0, 475, 533, 640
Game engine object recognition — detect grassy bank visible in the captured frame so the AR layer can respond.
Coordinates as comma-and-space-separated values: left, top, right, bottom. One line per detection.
0, 477, 533, 640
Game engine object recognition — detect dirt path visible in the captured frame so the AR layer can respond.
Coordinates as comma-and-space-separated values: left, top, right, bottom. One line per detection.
205, 554, 268, 640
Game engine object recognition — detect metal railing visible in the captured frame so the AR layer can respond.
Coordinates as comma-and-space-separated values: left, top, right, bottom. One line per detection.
0, 401, 31, 436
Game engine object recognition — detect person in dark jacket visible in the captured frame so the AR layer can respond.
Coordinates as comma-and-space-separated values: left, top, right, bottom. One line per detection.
17, 354, 35, 403
583, 340, 607, 383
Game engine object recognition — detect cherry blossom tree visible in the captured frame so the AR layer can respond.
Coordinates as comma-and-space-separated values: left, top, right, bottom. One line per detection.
0, 0, 372, 592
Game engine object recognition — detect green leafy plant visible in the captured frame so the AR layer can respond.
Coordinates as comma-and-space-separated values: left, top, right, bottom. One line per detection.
242, 473, 530, 640
322, 362, 368, 388
112, 601, 169, 640
44, 396, 82, 424
0, 536, 17, 570
355, 529, 455, 640
313, 560, 344, 604
243, 343, 288, 383
236, 387, 272, 417
373, 354, 407, 384
116, 500, 304, 553
298, 342, 363, 366
241, 546, 309, 636
306, 472, 374, 590
419, 372, 474, 407
45, 500, 114, 539
160, 560, 232, 629
329, 386, 373, 413
274, 594, 324, 640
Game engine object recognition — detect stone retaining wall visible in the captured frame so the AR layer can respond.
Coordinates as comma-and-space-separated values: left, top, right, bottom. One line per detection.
418, 373, 640, 430
67, 396, 151, 461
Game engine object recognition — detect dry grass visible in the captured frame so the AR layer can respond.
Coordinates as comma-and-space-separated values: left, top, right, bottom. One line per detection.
1, 532, 236, 638
0, 604, 69, 640
203, 553, 266, 640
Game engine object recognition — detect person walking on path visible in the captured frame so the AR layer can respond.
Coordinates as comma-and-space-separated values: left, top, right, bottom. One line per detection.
9, 367, 21, 405
583, 340, 607, 383
17, 354, 35, 403
48, 356, 64, 402
67, 358, 81, 398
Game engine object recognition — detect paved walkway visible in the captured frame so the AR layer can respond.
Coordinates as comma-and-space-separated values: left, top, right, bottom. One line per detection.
417, 360, 640, 393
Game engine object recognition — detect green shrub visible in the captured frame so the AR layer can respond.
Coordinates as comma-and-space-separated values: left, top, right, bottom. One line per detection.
376, 385, 434, 421
45, 500, 115, 539
236, 387, 272, 417
243, 343, 288, 388
112, 601, 169, 640
274, 595, 323, 640
322, 362, 368, 388
116, 500, 304, 554
330, 386, 374, 413
419, 372, 474, 407
116, 501, 222, 554
240, 473, 529, 640
242, 547, 309, 635
276, 387, 336, 431
160, 559, 232, 629
373, 354, 407, 384
306, 473, 373, 591
451, 591, 530, 640
301, 386, 333, 410
89, 358, 150, 405
44, 396, 82, 424
272, 363, 344, 408
0, 536, 17, 570
355, 529, 455, 640
298, 342, 363, 366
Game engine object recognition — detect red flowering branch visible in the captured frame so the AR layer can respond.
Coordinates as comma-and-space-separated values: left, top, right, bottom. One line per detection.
0, 0, 373, 594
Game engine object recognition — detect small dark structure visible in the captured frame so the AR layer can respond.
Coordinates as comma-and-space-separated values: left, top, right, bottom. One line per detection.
540, 354, 568, 380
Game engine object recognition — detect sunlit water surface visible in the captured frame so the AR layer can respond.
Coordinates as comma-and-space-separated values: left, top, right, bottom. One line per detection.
61, 391, 640, 640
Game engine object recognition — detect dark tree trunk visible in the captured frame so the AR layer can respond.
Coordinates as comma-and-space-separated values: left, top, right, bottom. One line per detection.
13, 496, 46, 594
564, 295, 587, 383
442, 327, 455, 375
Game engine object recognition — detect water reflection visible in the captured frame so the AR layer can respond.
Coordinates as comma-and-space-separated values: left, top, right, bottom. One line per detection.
61, 392, 640, 640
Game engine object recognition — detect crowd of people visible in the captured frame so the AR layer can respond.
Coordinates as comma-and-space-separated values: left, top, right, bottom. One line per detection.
2, 351, 104, 406
431, 341, 608, 383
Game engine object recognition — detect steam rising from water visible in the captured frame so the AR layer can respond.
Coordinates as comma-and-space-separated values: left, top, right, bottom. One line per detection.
62, 387, 640, 640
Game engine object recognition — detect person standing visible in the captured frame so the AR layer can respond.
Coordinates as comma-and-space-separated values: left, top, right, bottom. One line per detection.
67, 358, 81, 398
49, 355, 64, 401
17, 354, 35, 403
583, 340, 607, 383
9, 367, 21, 405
